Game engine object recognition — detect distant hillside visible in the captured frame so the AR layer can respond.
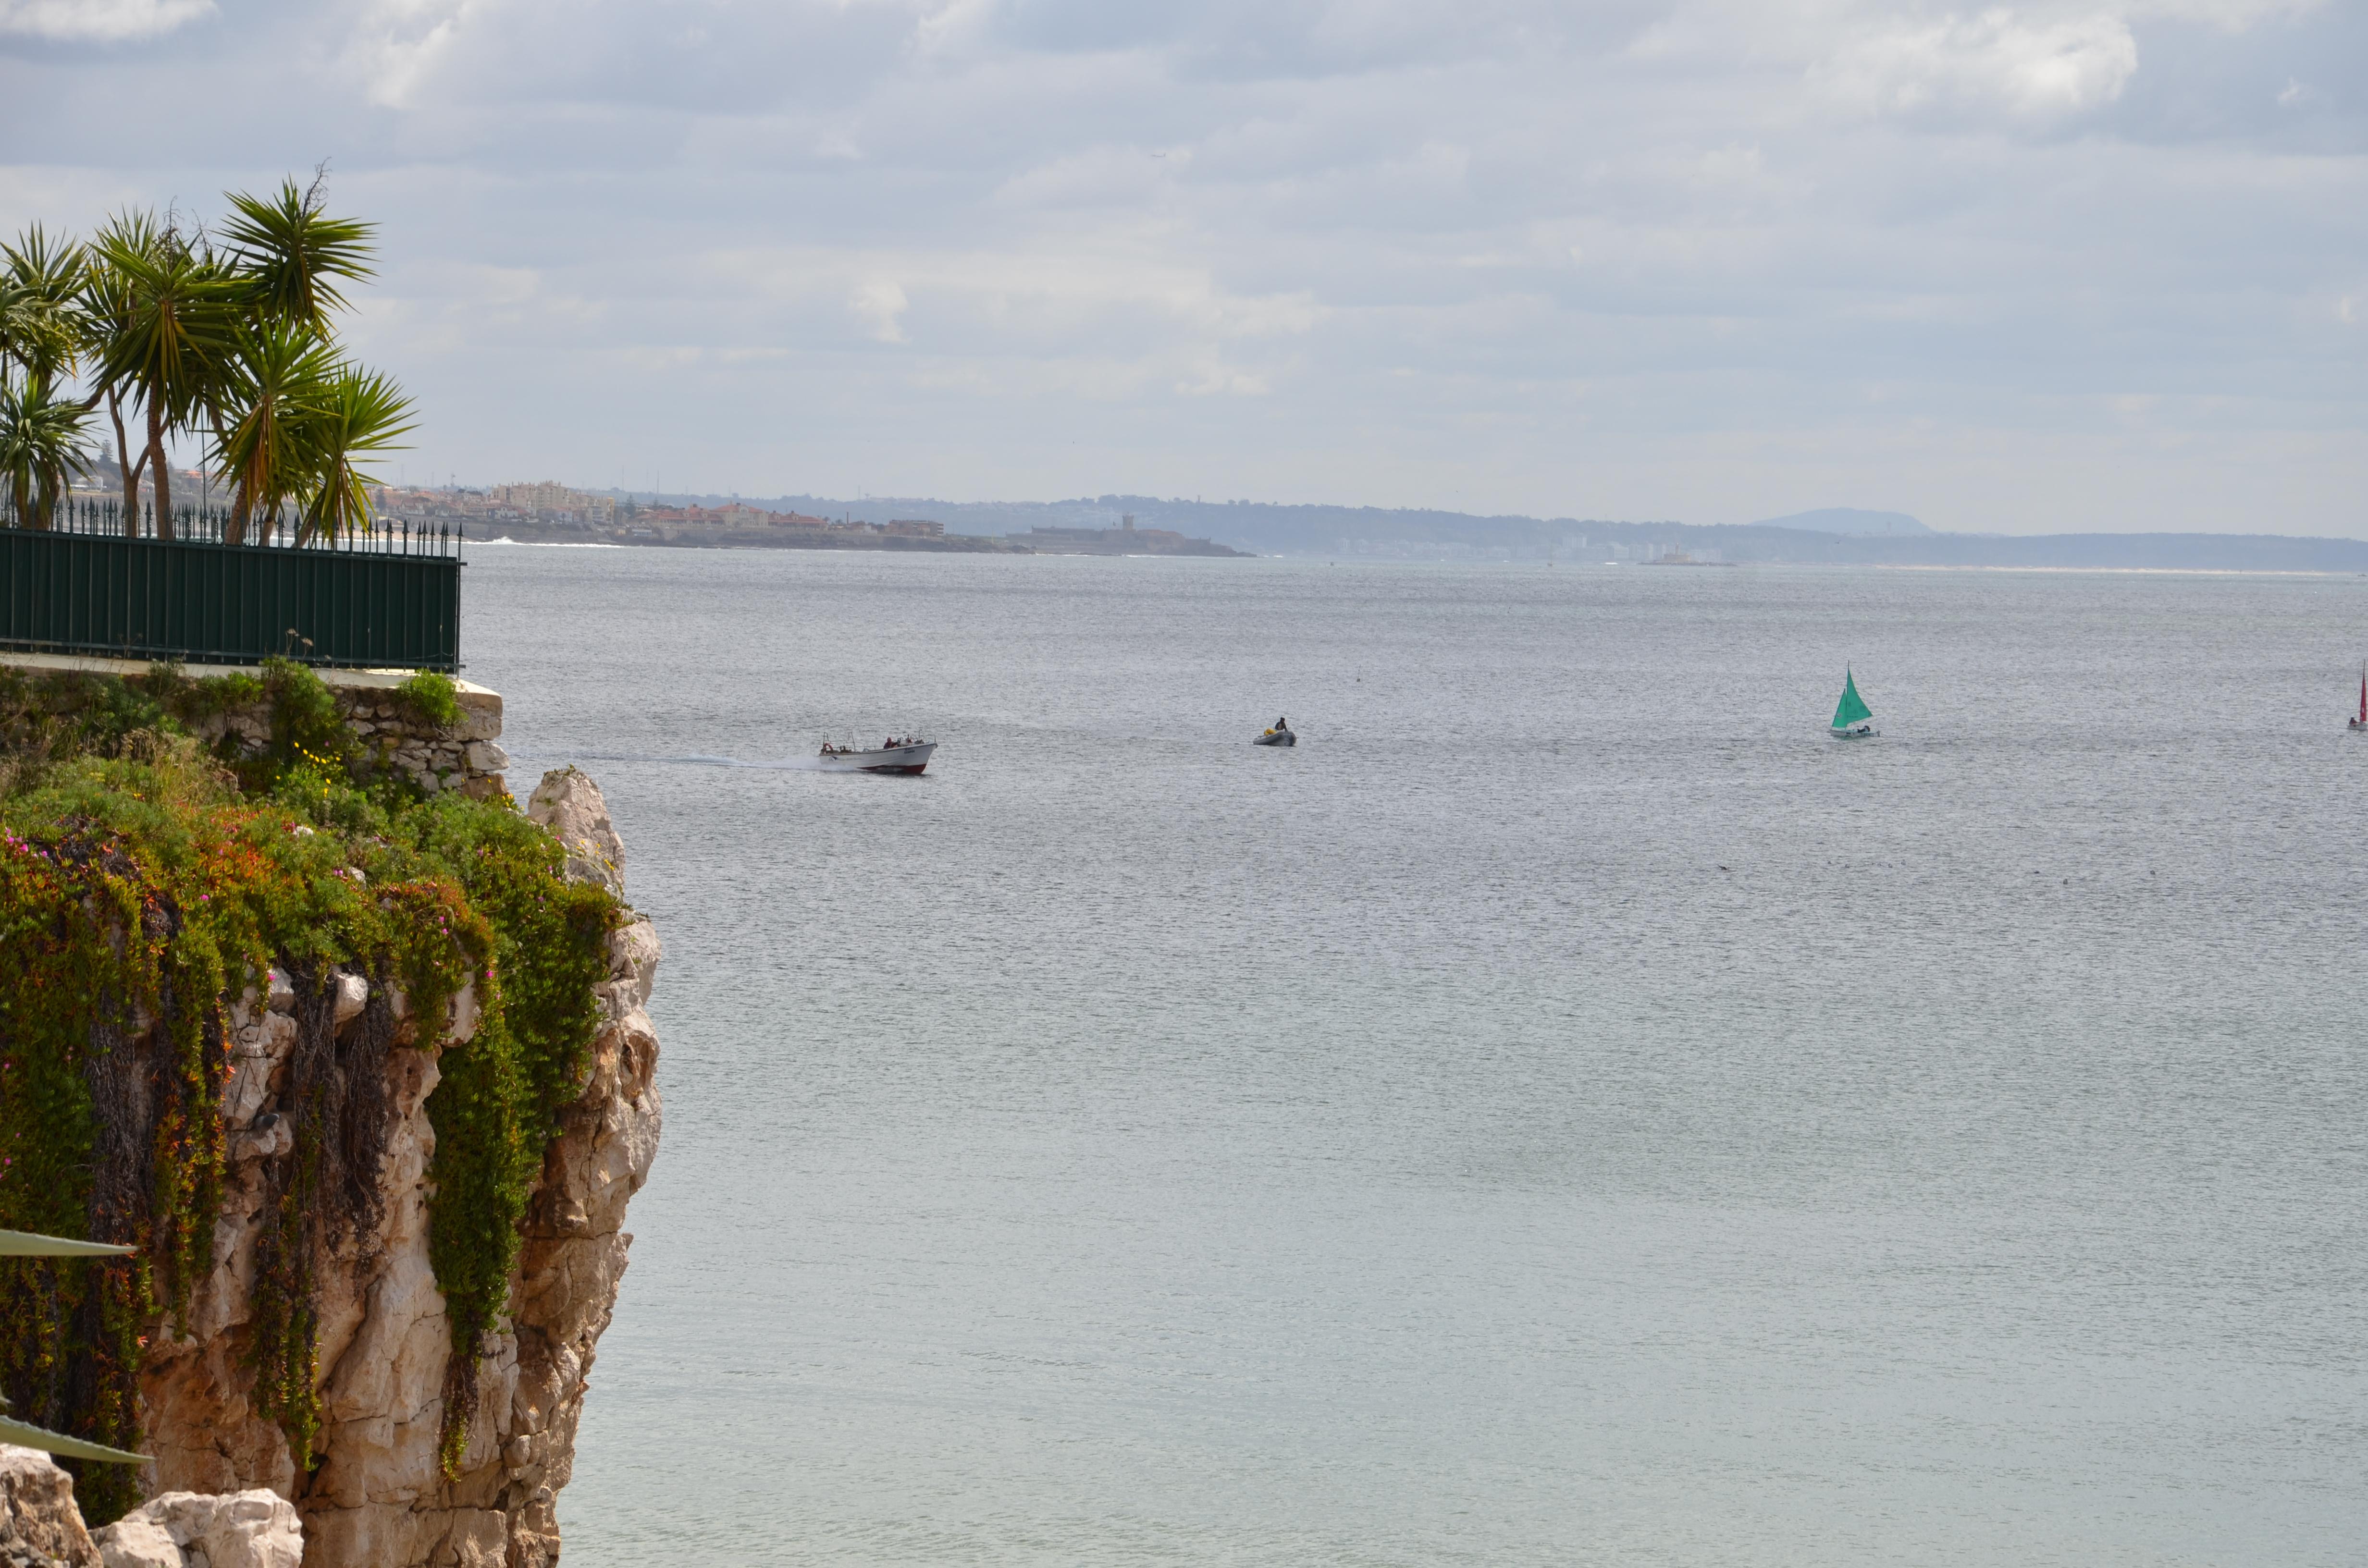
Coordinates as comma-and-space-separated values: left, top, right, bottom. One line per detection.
589, 489, 2368, 571
1751, 508, 1933, 536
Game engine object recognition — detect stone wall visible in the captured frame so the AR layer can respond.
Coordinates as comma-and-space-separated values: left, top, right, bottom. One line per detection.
188, 674, 509, 803
0, 655, 509, 801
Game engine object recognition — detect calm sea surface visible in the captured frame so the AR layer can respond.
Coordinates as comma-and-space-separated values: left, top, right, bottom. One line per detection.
463, 547, 2365, 1567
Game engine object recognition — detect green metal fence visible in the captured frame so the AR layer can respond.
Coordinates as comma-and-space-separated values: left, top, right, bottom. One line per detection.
0, 528, 462, 671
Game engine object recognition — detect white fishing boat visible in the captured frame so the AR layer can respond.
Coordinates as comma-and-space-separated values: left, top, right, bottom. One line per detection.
818, 737, 936, 774
1829, 669, 1878, 738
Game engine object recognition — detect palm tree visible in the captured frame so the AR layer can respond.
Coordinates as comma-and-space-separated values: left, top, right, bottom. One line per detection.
38, 181, 414, 550
215, 318, 339, 544
86, 212, 237, 540
296, 365, 416, 546
0, 374, 93, 528
0, 229, 97, 530
78, 212, 159, 533
214, 177, 407, 546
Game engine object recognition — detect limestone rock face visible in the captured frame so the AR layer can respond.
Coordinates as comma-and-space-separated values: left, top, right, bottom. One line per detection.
91, 1491, 300, 1568
0, 1446, 99, 1568
525, 770, 626, 901
134, 772, 661, 1568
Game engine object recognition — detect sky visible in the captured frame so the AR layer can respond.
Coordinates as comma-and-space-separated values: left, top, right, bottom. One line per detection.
1, 0, 2362, 535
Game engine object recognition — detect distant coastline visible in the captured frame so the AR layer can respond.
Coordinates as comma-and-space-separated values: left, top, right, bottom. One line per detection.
375, 487, 1251, 558
561, 491, 2368, 572
373, 481, 2368, 573
471, 517, 1028, 553
453, 518, 1252, 558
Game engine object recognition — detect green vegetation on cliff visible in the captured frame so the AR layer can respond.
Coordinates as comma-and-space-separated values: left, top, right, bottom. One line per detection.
0, 663, 617, 1519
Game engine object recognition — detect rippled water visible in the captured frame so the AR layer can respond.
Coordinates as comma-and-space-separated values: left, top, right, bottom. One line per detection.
462, 547, 2366, 1567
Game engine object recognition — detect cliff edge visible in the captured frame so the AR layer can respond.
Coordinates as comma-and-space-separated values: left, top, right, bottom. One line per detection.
127, 770, 661, 1567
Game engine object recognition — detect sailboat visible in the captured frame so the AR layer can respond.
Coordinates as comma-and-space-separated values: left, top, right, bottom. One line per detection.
2351, 663, 2366, 731
1829, 668, 1878, 739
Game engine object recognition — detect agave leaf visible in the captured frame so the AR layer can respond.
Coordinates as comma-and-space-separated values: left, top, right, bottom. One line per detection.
0, 1414, 148, 1464
0, 1228, 136, 1257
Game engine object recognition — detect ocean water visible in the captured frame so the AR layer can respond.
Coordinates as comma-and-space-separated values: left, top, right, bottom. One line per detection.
463, 547, 2366, 1567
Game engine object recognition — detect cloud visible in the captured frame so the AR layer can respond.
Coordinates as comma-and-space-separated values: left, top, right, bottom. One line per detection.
0, 0, 213, 40
1816, 9, 2141, 122
851, 279, 910, 343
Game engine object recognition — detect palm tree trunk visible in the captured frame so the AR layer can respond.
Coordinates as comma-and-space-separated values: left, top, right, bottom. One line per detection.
146, 396, 172, 541
226, 465, 258, 547
109, 391, 144, 538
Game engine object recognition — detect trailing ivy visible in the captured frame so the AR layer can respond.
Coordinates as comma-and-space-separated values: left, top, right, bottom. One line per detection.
0, 668, 619, 1514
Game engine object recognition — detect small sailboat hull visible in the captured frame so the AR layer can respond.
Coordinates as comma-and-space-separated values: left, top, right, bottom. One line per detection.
1829, 725, 1879, 740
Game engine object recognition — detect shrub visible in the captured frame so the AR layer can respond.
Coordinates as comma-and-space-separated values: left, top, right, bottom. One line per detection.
393, 671, 463, 731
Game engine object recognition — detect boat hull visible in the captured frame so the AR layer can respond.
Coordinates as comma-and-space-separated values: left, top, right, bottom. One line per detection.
1253, 731, 1295, 747
818, 742, 935, 774
1829, 725, 1878, 739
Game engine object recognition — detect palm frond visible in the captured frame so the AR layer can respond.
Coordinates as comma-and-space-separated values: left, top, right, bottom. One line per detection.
296, 364, 416, 546
214, 318, 340, 539
219, 178, 378, 329
0, 372, 94, 527
0, 226, 92, 384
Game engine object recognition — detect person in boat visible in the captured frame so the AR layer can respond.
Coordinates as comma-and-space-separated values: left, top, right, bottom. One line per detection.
1275, 717, 1289, 732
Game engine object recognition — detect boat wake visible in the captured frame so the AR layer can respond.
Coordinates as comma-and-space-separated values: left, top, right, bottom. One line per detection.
517, 749, 836, 771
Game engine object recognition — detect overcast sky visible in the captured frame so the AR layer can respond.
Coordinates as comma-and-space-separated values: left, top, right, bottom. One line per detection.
3, 0, 2362, 533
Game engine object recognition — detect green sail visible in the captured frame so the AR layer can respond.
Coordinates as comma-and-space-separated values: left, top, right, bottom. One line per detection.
1831, 669, 1872, 729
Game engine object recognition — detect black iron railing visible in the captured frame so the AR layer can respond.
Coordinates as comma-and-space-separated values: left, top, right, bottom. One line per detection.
15, 495, 464, 557
0, 503, 462, 671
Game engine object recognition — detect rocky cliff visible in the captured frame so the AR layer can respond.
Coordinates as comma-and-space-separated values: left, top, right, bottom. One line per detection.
125, 771, 657, 1568
2, 1444, 100, 1567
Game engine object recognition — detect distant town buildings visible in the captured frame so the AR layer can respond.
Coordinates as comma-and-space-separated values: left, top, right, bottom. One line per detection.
362, 484, 1239, 556
489, 480, 616, 522
365, 485, 970, 548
